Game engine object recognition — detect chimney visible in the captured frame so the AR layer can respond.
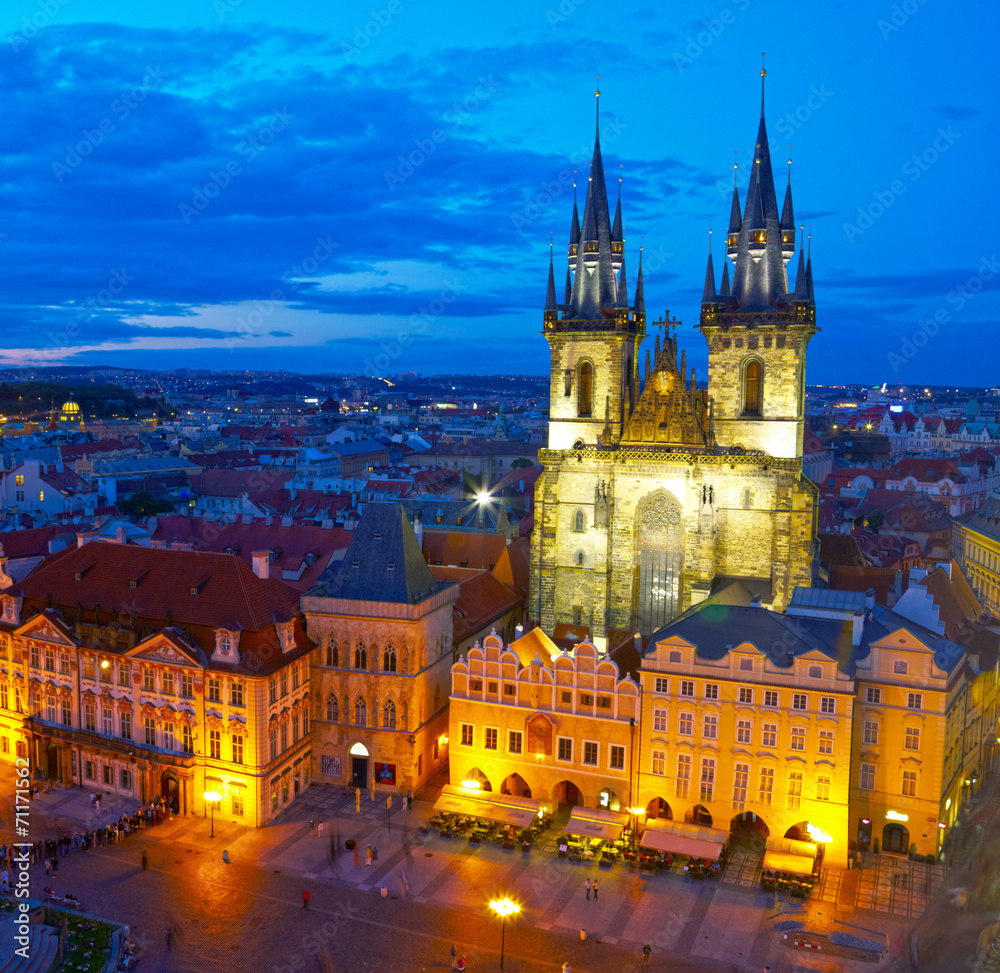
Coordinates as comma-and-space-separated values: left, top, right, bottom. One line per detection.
115, 525, 127, 544
265, 513, 272, 526
251, 550, 270, 579
281, 516, 292, 527
56, 457, 64, 473
76, 531, 97, 548
852, 611, 865, 647
864, 588, 876, 611
514, 623, 524, 641
750, 595, 763, 608
413, 514, 423, 550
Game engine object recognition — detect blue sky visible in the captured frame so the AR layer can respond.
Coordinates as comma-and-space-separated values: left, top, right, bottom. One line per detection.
0, 0, 995, 385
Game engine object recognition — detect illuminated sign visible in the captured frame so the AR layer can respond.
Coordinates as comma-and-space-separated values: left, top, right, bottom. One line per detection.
885, 810, 909, 822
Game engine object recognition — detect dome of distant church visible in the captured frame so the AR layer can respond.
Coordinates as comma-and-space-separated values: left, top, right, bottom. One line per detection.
61, 400, 80, 416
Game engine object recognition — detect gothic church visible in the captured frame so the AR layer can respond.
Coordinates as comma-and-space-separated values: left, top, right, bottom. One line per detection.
530, 76, 819, 637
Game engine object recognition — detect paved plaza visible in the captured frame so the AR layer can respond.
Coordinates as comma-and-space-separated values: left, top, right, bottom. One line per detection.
0, 771, 981, 973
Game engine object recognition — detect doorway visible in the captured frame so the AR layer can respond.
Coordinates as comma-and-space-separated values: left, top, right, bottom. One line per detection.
882, 823, 909, 855
46, 744, 58, 781
352, 757, 368, 789
161, 771, 179, 812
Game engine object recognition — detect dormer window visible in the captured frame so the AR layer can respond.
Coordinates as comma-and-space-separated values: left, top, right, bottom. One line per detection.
3, 600, 13, 619
220, 635, 231, 654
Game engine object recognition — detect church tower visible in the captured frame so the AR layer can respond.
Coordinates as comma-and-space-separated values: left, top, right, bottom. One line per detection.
531, 71, 818, 638
698, 66, 818, 459
543, 87, 645, 450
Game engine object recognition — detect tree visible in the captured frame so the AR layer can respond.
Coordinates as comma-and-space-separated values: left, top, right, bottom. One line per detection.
865, 510, 886, 533
510, 458, 534, 470
119, 491, 175, 518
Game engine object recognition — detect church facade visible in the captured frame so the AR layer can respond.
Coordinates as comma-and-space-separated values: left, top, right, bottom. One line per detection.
531, 82, 819, 637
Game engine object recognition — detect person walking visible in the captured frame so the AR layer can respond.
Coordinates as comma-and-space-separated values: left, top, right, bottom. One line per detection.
141, 849, 148, 870
450, 944, 457, 970
641, 944, 651, 968
302, 890, 310, 909
45, 857, 51, 876
585, 877, 591, 900
593, 878, 598, 899
51, 856, 58, 875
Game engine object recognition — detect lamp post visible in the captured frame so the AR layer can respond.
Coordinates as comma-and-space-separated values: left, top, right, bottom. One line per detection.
204, 789, 221, 838
628, 807, 645, 857
489, 897, 520, 969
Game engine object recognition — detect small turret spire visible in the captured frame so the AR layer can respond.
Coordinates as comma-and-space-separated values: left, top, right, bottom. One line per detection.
634, 246, 645, 312
563, 266, 572, 305
719, 259, 731, 296
727, 152, 742, 261
780, 147, 795, 262
792, 224, 808, 301
805, 225, 815, 303
701, 228, 716, 303
611, 168, 623, 245
544, 241, 557, 310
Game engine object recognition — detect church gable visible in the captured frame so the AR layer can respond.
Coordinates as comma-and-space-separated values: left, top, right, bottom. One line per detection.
15, 613, 76, 647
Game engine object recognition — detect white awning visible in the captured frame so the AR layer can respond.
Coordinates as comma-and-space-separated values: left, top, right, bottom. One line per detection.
566, 807, 629, 841
640, 818, 727, 860
432, 785, 540, 828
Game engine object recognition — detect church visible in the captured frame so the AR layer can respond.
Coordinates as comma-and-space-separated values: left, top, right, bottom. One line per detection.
530, 75, 819, 637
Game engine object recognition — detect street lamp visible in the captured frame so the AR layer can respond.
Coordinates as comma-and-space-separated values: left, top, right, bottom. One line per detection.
489, 897, 520, 969
204, 789, 221, 837
628, 806, 645, 857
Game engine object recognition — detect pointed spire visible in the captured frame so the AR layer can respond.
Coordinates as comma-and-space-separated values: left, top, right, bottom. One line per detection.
612, 168, 623, 245
719, 260, 730, 296
780, 151, 795, 231
564, 266, 573, 305
702, 229, 716, 303
793, 225, 808, 301
569, 179, 581, 247
617, 251, 629, 308
634, 246, 645, 312
805, 226, 815, 303
654, 332, 660, 362
544, 242, 557, 310
644, 348, 650, 383
727, 152, 741, 262
680, 348, 686, 383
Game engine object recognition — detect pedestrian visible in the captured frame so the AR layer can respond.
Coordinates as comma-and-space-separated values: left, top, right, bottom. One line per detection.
585, 877, 591, 899
302, 890, 310, 910
141, 849, 148, 870
456, 958, 465, 971
45, 858, 51, 876
593, 878, 598, 899
562, 964, 571, 973
165, 926, 174, 954
51, 856, 58, 875
366, 844, 373, 866
1, 868, 8, 891
450, 944, 456, 970
641, 944, 651, 968
407, 789, 413, 811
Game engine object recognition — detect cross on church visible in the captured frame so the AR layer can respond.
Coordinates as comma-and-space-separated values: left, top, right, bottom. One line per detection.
652, 311, 680, 341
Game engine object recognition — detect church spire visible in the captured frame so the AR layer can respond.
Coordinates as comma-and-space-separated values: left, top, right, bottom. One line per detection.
792, 225, 808, 301
726, 152, 741, 262
563, 266, 572, 305
544, 241, 557, 310
634, 246, 645, 312
780, 149, 795, 263
617, 250, 629, 308
719, 258, 730, 296
612, 170, 624, 247
805, 227, 815, 303
702, 229, 716, 303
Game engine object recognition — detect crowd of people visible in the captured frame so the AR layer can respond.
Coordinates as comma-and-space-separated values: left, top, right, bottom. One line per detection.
0, 793, 172, 894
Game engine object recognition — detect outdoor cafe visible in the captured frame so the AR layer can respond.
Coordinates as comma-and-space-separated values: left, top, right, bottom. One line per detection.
428, 784, 551, 848
637, 818, 728, 878
558, 807, 631, 865
760, 836, 820, 898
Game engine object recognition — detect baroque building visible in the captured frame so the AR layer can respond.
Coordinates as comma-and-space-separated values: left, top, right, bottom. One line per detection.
531, 79, 819, 636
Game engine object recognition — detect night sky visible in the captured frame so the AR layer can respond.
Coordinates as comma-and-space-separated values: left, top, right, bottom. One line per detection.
0, 0, 995, 385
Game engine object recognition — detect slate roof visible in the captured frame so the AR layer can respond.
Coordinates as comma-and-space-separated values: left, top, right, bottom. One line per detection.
313, 503, 439, 604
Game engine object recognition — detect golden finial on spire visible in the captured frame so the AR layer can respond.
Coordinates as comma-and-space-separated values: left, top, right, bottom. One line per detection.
596, 73, 600, 98
761, 51, 766, 77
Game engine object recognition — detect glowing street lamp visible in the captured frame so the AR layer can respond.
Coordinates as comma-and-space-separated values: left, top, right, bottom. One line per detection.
204, 789, 221, 838
489, 897, 520, 969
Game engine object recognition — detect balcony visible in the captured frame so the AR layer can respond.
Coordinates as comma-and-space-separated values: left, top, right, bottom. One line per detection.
26, 717, 197, 768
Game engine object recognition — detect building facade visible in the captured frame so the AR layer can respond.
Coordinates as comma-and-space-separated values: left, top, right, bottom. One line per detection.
0, 542, 313, 827
304, 504, 457, 795
531, 83, 818, 637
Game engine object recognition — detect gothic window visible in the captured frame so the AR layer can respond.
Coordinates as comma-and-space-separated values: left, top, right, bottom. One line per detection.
742, 359, 763, 416
634, 493, 683, 635
354, 695, 366, 727
573, 510, 586, 532
354, 642, 367, 670
575, 550, 584, 566
383, 698, 396, 729
577, 361, 593, 417
326, 693, 338, 722
326, 638, 338, 667
383, 645, 397, 672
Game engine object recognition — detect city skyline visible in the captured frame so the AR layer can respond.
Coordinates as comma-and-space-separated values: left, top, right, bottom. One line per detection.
0, 0, 995, 384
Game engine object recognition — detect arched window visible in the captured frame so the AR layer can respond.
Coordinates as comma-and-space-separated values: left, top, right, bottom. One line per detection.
354, 642, 367, 670
326, 638, 338, 667
743, 359, 762, 416
573, 510, 586, 532
634, 493, 683, 634
354, 695, 366, 727
382, 645, 396, 672
577, 361, 593, 417
383, 698, 396, 729
575, 550, 584, 566
326, 693, 338, 722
